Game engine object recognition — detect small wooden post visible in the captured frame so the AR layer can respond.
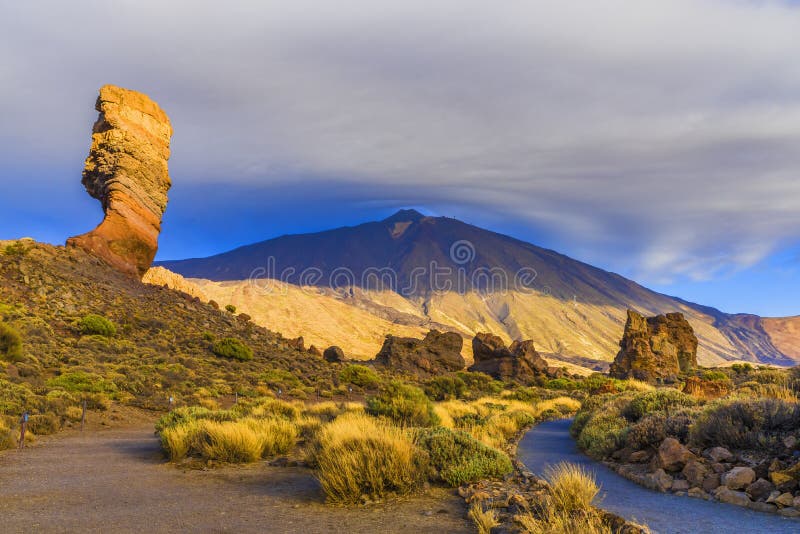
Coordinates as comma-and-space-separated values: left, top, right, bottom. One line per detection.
81, 399, 87, 432
168, 396, 174, 411
234, 392, 238, 405
18, 411, 29, 450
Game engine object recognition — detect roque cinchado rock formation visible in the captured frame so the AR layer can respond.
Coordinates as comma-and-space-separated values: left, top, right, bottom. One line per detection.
67, 85, 173, 278
609, 310, 698, 383
468, 332, 550, 384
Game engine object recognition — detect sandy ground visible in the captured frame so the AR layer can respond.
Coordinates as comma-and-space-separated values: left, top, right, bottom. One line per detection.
0, 414, 471, 534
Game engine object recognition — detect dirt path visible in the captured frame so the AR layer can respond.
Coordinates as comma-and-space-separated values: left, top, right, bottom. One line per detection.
0, 422, 471, 534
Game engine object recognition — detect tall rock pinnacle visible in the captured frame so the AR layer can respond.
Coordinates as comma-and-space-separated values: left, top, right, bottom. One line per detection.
67, 85, 173, 278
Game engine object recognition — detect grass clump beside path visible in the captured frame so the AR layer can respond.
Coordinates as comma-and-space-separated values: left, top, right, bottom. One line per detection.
313, 412, 426, 503
416, 427, 512, 486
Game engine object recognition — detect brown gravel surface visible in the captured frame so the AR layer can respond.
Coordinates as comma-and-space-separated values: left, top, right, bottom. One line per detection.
0, 420, 471, 534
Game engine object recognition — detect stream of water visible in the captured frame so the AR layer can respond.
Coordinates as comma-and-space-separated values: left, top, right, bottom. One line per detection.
517, 419, 800, 534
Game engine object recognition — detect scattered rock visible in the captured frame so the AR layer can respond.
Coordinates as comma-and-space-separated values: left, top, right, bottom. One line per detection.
609, 310, 698, 383
682, 376, 730, 399
671, 479, 690, 492
687, 487, 708, 499
323, 346, 345, 363
722, 466, 756, 490
647, 469, 674, 492
715, 486, 751, 507
773, 492, 795, 507
749, 501, 778, 514
374, 330, 465, 375
658, 437, 694, 472
468, 333, 549, 383
629, 450, 652, 463
682, 460, 708, 487
67, 85, 173, 278
779, 507, 800, 518
702, 474, 721, 493
706, 447, 734, 463
784, 435, 798, 450
746, 478, 774, 501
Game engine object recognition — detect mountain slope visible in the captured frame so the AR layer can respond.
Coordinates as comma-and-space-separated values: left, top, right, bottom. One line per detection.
159, 210, 799, 366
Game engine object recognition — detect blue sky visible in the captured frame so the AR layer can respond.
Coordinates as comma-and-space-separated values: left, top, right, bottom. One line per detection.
1, 1, 799, 317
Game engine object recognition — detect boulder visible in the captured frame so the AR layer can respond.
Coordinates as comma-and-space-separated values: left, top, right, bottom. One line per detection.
609, 310, 698, 383
658, 437, 694, 472
468, 333, 548, 383
67, 85, 173, 278
687, 487, 708, 500
323, 346, 345, 363
722, 466, 756, 490
746, 478, 775, 501
682, 460, 709, 487
647, 469, 673, 492
671, 479, 690, 492
373, 330, 465, 375
715, 486, 751, 507
784, 435, 798, 450
702, 474, 721, 493
779, 507, 800, 518
774, 492, 795, 507
749, 501, 777, 514
706, 447, 734, 463
629, 450, 652, 463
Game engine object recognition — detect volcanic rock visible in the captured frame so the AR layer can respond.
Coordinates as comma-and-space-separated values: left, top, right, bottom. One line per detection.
682, 376, 730, 399
657, 437, 695, 472
468, 333, 549, 383
722, 466, 756, 490
373, 330, 465, 375
323, 346, 345, 363
67, 85, 173, 278
609, 310, 698, 383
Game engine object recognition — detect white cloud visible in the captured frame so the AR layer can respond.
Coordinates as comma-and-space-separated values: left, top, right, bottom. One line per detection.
2, 0, 800, 283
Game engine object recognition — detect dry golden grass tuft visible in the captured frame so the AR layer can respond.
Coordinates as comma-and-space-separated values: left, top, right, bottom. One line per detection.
313, 412, 425, 503
518, 462, 610, 534
469, 503, 500, 534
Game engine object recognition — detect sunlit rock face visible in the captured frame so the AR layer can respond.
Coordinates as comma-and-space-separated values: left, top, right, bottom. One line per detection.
610, 310, 698, 383
67, 85, 173, 278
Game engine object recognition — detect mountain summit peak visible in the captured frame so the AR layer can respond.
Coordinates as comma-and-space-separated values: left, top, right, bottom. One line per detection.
383, 208, 426, 223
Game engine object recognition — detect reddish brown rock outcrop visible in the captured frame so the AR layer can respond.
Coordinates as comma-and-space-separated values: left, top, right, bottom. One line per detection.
609, 310, 698, 383
468, 332, 549, 384
373, 330, 465, 375
67, 85, 173, 278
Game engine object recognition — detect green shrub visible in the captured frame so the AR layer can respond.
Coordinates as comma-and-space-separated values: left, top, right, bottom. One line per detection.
77, 314, 117, 337
0, 322, 23, 361
225, 304, 237, 313
424, 376, 466, 401
690, 398, 800, 450
366, 381, 440, 427
576, 414, 628, 459
211, 338, 253, 361
546, 378, 578, 390
456, 371, 503, 397
623, 389, 696, 422
2, 242, 27, 256
731, 363, 753, 375
47, 371, 117, 394
626, 411, 694, 450
416, 427, 512, 486
27, 413, 60, 435
339, 364, 381, 389
702, 370, 730, 381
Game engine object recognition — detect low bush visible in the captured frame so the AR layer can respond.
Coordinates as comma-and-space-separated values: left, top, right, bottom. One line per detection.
366, 381, 439, 427
77, 314, 117, 337
626, 411, 694, 450
469, 504, 500, 534
702, 370, 730, 381
0, 322, 23, 361
623, 389, 696, 421
689, 398, 800, 450
313, 413, 426, 503
576, 414, 628, 459
27, 413, 60, 435
211, 337, 253, 361
339, 364, 381, 389
455, 371, 503, 397
416, 427, 512, 486
47, 371, 117, 394
424, 375, 466, 401
546, 461, 599, 512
